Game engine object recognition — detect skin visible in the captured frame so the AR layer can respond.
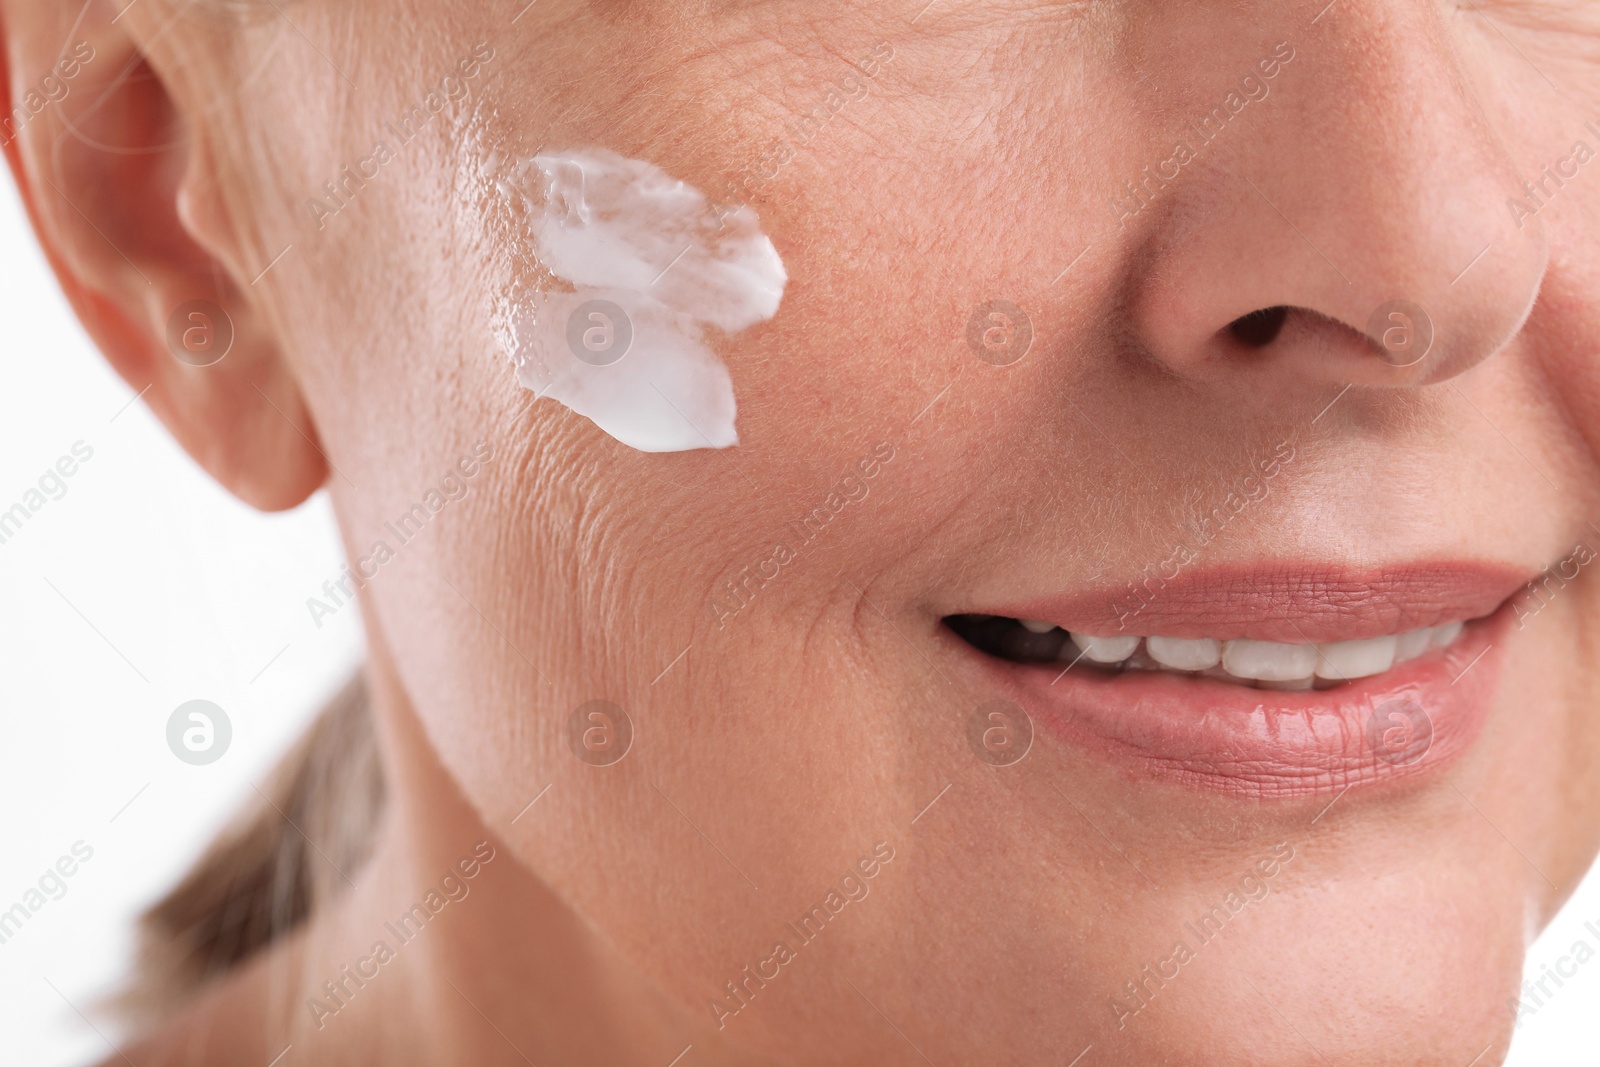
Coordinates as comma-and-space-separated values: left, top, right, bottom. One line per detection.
5, 0, 1600, 1062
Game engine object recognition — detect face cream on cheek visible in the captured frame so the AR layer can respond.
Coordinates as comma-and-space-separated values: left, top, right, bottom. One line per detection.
499, 148, 786, 452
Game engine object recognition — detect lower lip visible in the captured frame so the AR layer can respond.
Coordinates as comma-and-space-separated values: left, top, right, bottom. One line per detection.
952, 607, 1509, 800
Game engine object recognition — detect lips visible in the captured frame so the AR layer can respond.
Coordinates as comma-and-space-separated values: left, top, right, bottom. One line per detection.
991, 560, 1528, 643
945, 563, 1525, 799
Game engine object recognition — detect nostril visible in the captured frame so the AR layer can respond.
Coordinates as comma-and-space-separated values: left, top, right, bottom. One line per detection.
1228, 306, 1290, 348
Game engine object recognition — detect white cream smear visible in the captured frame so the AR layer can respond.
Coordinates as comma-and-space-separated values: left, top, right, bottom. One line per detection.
499, 148, 786, 452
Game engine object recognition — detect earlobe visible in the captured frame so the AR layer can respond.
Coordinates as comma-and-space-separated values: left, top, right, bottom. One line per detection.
0, 0, 328, 511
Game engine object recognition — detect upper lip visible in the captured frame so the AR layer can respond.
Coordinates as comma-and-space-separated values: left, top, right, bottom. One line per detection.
981, 560, 1532, 644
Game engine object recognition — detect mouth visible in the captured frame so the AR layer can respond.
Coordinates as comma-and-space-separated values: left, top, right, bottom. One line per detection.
946, 615, 1470, 690
942, 563, 1526, 799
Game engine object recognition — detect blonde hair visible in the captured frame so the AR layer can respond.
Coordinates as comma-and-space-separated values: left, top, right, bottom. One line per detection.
119, 673, 386, 1023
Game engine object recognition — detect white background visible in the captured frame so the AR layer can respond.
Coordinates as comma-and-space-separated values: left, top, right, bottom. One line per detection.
0, 168, 1596, 1064
0, 172, 363, 1065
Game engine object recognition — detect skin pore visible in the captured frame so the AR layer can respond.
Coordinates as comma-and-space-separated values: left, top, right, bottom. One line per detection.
5, 0, 1600, 1063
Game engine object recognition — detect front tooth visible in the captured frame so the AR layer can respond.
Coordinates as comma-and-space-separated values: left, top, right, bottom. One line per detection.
1393, 628, 1432, 663
1221, 639, 1318, 681
1430, 620, 1464, 648
1146, 636, 1221, 671
1019, 619, 1057, 634
1314, 635, 1397, 680
1069, 632, 1141, 663
1257, 676, 1314, 691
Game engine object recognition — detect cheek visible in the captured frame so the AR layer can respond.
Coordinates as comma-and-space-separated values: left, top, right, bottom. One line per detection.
376, 444, 927, 1033
1526, 245, 1600, 472
343, 31, 1122, 943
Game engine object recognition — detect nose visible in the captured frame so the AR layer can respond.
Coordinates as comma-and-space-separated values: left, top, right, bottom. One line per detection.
1124, 2, 1548, 390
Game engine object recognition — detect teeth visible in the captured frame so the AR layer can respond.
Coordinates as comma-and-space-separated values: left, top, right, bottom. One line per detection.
1122, 649, 1163, 670
1257, 676, 1315, 691
1146, 635, 1222, 671
1314, 635, 1397, 680
1221, 639, 1319, 681
1032, 619, 1471, 689
1393, 628, 1432, 663
1069, 632, 1141, 663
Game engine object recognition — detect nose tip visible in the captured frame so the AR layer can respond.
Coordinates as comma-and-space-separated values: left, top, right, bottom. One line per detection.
1120, 3, 1549, 396
1356, 288, 1523, 388
1398, 241, 1547, 388
1206, 234, 1547, 389
1136, 253, 1547, 397
1131, 173, 1550, 391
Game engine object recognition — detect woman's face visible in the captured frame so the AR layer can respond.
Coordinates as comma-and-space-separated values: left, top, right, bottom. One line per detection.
135, 0, 1600, 1060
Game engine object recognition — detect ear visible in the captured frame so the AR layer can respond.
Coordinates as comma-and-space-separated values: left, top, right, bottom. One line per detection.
0, 0, 326, 510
